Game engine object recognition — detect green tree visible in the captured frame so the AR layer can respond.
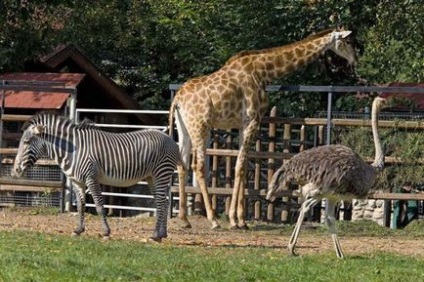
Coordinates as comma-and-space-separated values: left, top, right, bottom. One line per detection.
357, 0, 424, 83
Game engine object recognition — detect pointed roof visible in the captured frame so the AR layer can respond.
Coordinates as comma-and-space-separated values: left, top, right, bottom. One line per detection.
38, 44, 157, 124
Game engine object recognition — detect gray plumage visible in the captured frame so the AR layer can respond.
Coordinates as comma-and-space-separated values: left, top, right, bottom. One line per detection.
272, 144, 376, 200
266, 96, 387, 258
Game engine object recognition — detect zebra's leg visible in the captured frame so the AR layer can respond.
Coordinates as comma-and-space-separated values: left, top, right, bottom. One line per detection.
87, 180, 111, 238
150, 174, 172, 242
72, 183, 86, 236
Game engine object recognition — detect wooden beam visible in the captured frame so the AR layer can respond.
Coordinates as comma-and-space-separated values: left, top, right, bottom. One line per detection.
1, 114, 31, 122
170, 186, 296, 197
0, 178, 63, 188
170, 187, 424, 202
369, 192, 424, 201
206, 149, 294, 159
0, 148, 17, 154
261, 117, 424, 129
0, 185, 62, 192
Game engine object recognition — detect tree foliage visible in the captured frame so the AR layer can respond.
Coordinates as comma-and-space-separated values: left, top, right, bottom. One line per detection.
0, 0, 422, 113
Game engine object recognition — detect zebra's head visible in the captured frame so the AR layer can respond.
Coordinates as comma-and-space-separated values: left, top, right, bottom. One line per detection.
12, 124, 46, 178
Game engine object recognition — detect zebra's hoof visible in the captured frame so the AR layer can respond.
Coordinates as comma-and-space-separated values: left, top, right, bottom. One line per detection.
229, 225, 239, 230
149, 237, 163, 243
102, 235, 110, 240
71, 232, 80, 237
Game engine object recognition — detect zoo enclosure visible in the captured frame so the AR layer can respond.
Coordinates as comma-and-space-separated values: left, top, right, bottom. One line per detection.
0, 82, 424, 227
168, 84, 424, 226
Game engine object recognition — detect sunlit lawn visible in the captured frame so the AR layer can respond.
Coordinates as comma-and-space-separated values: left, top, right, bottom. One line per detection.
1, 226, 424, 282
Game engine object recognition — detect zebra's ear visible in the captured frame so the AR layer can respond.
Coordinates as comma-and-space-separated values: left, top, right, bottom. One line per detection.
32, 125, 45, 135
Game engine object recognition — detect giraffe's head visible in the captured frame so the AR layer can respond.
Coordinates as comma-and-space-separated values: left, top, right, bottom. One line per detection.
328, 29, 357, 66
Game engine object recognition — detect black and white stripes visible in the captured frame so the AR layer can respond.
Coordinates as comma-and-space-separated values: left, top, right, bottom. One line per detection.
13, 113, 181, 241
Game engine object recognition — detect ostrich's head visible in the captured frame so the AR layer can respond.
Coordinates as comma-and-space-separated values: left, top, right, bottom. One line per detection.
266, 166, 288, 202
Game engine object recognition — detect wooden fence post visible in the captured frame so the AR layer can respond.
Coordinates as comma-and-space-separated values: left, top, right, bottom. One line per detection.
225, 130, 232, 216
211, 133, 219, 212
254, 133, 261, 221
267, 106, 277, 221
281, 123, 292, 222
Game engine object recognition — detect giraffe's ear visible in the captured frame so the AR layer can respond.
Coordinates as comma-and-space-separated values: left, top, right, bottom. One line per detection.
338, 30, 352, 38
32, 125, 45, 135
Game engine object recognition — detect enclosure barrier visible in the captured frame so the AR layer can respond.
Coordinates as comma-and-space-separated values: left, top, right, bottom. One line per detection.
168, 84, 424, 227
0, 83, 423, 228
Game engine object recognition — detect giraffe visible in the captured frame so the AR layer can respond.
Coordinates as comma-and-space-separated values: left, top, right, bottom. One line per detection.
169, 28, 357, 229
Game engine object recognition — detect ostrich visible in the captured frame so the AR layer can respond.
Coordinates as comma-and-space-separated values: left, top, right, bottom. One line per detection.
266, 96, 387, 258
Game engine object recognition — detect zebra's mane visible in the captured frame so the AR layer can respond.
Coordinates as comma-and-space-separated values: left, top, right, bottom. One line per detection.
23, 113, 97, 132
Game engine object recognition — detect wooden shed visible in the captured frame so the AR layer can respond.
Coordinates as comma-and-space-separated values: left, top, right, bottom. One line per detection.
1, 43, 159, 126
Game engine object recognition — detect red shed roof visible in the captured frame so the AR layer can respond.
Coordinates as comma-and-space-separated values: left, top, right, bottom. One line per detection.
380, 82, 424, 110
0, 72, 85, 109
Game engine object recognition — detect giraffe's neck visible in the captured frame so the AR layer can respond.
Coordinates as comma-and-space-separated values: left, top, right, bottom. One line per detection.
228, 33, 335, 83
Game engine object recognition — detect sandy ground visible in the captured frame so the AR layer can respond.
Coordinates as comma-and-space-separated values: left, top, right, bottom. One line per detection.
1, 210, 423, 258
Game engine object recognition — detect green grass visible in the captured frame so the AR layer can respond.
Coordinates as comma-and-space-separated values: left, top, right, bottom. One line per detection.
0, 229, 423, 282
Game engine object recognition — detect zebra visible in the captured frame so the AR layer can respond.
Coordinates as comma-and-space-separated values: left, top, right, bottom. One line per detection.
11, 113, 182, 241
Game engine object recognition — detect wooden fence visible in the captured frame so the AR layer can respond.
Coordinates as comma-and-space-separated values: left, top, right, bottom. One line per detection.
0, 108, 423, 226
170, 105, 424, 226
0, 113, 65, 208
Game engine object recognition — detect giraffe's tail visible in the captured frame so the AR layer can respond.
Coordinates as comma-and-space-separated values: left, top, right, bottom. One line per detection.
167, 96, 178, 137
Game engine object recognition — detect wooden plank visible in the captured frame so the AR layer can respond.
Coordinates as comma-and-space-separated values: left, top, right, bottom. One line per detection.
1, 114, 31, 122
261, 117, 424, 129
206, 148, 294, 159
170, 187, 424, 202
170, 186, 296, 197
369, 192, 424, 201
0, 185, 62, 192
1, 158, 56, 165
0, 178, 63, 188
205, 148, 423, 164
0, 148, 17, 154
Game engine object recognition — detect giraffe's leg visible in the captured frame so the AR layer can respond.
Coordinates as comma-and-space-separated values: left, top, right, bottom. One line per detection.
86, 178, 111, 238
325, 200, 344, 259
177, 165, 191, 228
229, 119, 259, 229
72, 183, 86, 236
288, 197, 319, 256
193, 143, 220, 229
175, 111, 192, 229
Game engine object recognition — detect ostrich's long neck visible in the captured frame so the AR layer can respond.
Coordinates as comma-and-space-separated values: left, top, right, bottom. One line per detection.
371, 99, 384, 170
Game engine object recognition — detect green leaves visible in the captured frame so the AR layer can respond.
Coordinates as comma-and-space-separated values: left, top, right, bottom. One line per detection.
0, 0, 422, 113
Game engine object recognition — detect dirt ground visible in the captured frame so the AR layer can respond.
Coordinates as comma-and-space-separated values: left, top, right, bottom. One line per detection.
1, 209, 424, 258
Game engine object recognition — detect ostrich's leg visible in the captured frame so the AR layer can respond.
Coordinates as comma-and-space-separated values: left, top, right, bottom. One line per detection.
288, 197, 319, 256
325, 200, 344, 259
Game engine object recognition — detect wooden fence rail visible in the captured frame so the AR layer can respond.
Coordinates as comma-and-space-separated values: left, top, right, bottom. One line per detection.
1, 110, 423, 226
170, 105, 424, 225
